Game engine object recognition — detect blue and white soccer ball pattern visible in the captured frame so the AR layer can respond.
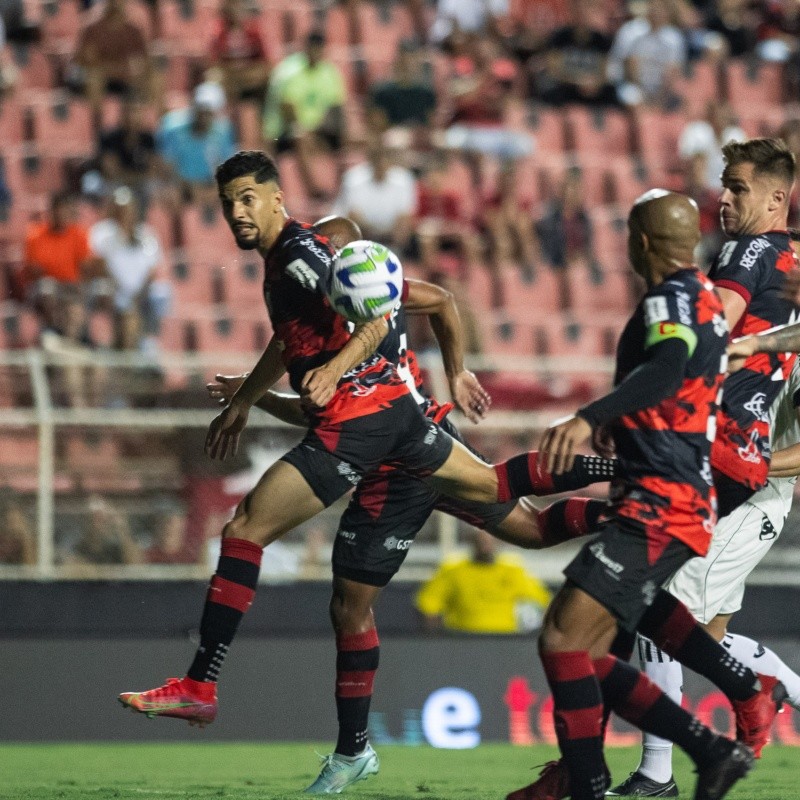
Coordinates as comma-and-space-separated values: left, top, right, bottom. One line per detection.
327, 240, 403, 323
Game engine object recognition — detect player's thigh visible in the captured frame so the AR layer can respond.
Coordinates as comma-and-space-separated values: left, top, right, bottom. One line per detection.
333, 469, 438, 588
225, 460, 326, 547
565, 517, 696, 636
665, 503, 772, 624
540, 582, 618, 656
426, 438, 498, 504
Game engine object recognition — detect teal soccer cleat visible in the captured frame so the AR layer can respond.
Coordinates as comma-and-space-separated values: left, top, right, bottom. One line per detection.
303, 744, 379, 794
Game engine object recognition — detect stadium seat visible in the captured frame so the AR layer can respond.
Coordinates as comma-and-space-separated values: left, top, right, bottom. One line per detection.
0, 99, 25, 144
180, 205, 240, 260
235, 101, 264, 151
607, 156, 649, 207
502, 265, 562, 317
673, 60, 721, 114
632, 108, 688, 176
564, 105, 634, 158
6, 150, 67, 199
219, 257, 265, 312
170, 256, 218, 306
536, 317, 606, 357
568, 264, 634, 315
145, 203, 177, 253
40, 0, 82, 45
527, 107, 567, 155
190, 314, 262, 354
158, 316, 192, 352
28, 97, 94, 157
725, 59, 784, 109
13, 45, 57, 90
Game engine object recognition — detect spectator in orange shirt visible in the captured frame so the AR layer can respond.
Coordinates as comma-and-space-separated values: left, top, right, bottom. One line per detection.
208, 0, 272, 107
24, 192, 95, 333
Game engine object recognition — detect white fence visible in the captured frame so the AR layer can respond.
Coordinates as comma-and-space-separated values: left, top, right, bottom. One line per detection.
1, 347, 798, 585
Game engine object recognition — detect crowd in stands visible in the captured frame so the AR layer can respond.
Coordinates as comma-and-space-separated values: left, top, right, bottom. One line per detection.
2, 0, 800, 565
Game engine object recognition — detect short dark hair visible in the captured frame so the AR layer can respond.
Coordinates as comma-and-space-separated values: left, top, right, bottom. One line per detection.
215, 150, 280, 189
722, 138, 796, 185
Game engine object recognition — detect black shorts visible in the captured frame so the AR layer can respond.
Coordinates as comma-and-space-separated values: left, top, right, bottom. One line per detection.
331, 416, 516, 587
280, 392, 453, 508
275, 128, 344, 154
563, 517, 695, 632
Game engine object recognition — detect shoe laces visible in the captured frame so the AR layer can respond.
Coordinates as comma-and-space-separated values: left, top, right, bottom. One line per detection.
314, 752, 347, 776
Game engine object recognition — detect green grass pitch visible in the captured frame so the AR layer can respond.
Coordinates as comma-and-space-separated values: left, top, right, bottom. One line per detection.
0, 742, 797, 799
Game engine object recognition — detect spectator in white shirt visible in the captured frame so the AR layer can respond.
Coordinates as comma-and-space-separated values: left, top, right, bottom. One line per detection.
607, 0, 687, 108
332, 142, 416, 253
89, 187, 171, 352
678, 101, 745, 189
430, 0, 508, 45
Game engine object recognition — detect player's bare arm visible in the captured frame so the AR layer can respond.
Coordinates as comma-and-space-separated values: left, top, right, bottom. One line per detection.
208, 374, 308, 427
714, 286, 747, 333
404, 278, 490, 423
727, 321, 800, 373
300, 316, 389, 408
206, 335, 287, 460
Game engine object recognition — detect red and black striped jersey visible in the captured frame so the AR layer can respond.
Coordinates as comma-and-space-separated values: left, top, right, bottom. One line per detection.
262, 218, 408, 423
611, 268, 728, 554
710, 230, 798, 452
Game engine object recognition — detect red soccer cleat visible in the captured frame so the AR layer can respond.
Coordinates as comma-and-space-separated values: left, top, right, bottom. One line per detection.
731, 674, 787, 758
118, 677, 217, 727
505, 760, 570, 800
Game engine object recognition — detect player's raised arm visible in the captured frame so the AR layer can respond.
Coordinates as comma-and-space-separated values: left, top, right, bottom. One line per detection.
300, 316, 390, 408
404, 278, 490, 423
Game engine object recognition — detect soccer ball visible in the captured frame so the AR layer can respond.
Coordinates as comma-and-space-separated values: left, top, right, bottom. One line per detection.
327, 240, 403, 323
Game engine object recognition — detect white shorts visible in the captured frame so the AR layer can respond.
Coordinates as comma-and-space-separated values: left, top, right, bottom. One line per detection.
665, 502, 781, 624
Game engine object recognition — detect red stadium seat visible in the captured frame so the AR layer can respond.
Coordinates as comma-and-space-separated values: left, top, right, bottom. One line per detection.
158, 316, 192, 352
28, 97, 94, 157
527, 107, 567, 155
0, 99, 25, 144
725, 59, 784, 110
190, 314, 262, 354
673, 60, 721, 114
219, 257, 265, 312
502, 265, 562, 317
564, 105, 634, 158
14, 46, 57, 90
632, 108, 689, 176
536, 317, 606, 357
181, 205, 240, 261
568, 264, 635, 315
170, 257, 218, 306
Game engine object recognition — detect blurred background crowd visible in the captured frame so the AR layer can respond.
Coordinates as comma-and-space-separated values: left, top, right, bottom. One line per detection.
1, 0, 799, 583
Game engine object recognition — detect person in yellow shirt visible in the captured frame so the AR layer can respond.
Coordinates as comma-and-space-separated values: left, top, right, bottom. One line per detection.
415, 530, 552, 634
262, 29, 346, 200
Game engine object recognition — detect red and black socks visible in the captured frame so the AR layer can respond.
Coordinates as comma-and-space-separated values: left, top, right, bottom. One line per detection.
541, 650, 608, 800
495, 452, 617, 503
638, 590, 758, 702
594, 654, 728, 770
537, 498, 606, 545
187, 537, 263, 683
335, 628, 380, 756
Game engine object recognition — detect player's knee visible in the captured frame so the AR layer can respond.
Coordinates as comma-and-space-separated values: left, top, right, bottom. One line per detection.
221, 514, 271, 546
330, 592, 374, 633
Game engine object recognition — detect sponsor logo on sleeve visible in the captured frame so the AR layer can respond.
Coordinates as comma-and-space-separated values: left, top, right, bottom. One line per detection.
644, 296, 669, 325
285, 257, 319, 290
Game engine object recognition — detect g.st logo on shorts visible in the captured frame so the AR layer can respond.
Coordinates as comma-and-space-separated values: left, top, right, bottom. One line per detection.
383, 536, 412, 551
